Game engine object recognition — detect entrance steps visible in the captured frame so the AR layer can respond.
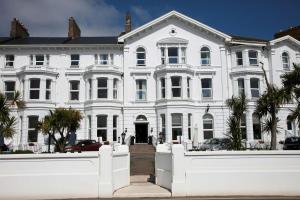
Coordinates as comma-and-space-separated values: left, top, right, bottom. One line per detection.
113, 175, 171, 198
130, 144, 155, 176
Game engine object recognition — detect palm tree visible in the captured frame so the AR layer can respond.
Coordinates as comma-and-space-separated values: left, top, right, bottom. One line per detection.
0, 91, 25, 150
281, 64, 300, 135
255, 63, 288, 150
37, 108, 82, 152
226, 94, 248, 150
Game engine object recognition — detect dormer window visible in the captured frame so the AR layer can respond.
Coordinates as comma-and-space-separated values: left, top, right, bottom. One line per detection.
248, 50, 258, 66
30, 54, 49, 66
282, 52, 290, 70
136, 47, 146, 66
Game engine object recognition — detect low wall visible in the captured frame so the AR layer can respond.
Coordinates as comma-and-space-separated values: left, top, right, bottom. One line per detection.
171, 144, 300, 196
113, 145, 130, 191
155, 144, 172, 190
0, 145, 130, 200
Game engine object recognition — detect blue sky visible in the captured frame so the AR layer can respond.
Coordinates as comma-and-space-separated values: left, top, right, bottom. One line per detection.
0, 0, 299, 39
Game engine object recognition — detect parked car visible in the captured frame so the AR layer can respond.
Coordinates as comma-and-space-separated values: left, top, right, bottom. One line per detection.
283, 137, 300, 150
65, 140, 102, 152
0, 144, 9, 152
199, 138, 231, 151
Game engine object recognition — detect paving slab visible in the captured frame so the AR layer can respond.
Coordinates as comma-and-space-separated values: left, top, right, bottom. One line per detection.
113, 182, 171, 198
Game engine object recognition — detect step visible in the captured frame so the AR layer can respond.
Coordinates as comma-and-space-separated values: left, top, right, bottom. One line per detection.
113, 182, 171, 198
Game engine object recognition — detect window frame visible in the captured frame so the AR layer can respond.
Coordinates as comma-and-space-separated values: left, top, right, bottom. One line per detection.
87, 115, 92, 139
45, 79, 51, 100
203, 114, 214, 140
136, 47, 146, 66
168, 47, 179, 64
248, 50, 258, 66
97, 78, 108, 99
5, 55, 14, 68
28, 116, 39, 143
237, 78, 245, 96
201, 78, 213, 99
97, 115, 107, 141
69, 80, 80, 101
29, 78, 40, 100
200, 46, 211, 66
4, 81, 15, 100
70, 54, 80, 67
171, 113, 183, 140
236, 51, 243, 66
187, 77, 191, 98
241, 114, 247, 140
113, 115, 118, 141
282, 52, 290, 70
161, 114, 166, 141
136, 79, 147, 101
160, 78, 166, 99
250, 78, 260, 98
252, 114, 262, 140
171, 76, 182, 98
188, 113, 192, 140
113, 78, 118, 99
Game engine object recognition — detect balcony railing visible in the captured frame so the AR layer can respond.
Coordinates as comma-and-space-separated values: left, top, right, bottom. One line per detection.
17, 65, 57, 74
156, 63, 193, 71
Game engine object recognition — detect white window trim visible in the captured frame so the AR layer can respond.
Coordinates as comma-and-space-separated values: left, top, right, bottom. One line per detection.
250, 78, 260, 99
97, 115, 107, 140
136, 47, 146, 66
45, 79, 51, 100
201, 78, 213, 99
203, 114, 214, 139
4, 81, 15, 100
248, 50, 258, 66
69, 80, 80, 101
236, 51, 243, 66
29, 78, 40, 100
70, 54, 80, 67
200, 46, 211, 66
136, 79, 147, 101
171, 113, 183, 140
282, 52, 290, 71
30, 54, 49, 66
5, 55, 14, 68
161, 78, 166, 99
113, 115, 118, 141
113, 79, 118, 99
171, 76, 182, 98
97, 78, 108, 99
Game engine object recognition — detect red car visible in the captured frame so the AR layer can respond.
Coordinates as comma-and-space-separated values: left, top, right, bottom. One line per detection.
65, 140, 102, 152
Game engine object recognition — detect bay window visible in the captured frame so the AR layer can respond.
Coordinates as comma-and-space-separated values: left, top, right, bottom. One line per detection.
250, 78, 260, 98
161, 78, 165, 99
237, 78, 245, 96
252, 114, 261, 140
113, 115, 118, 141
188, 113, 192, 140
168, 47, 178, 64
28, 116, 39, 143
45, 79, 51, 100
187, 77, 191, 98
113, 79, 118, 99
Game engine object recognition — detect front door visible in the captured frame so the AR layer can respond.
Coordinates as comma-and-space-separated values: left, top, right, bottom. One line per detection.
135, 123, 148, 143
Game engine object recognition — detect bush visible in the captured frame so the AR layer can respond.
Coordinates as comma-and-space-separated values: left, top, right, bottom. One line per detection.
12, 150, 34, 154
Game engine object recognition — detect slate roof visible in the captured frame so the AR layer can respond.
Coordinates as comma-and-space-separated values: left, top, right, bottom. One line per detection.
0, 37, 119, 45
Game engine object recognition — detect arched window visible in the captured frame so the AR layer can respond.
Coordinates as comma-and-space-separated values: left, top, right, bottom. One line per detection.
203, 114, 213, 139
136, 47, 146, 66
252, 113, 261, 140
282, 52, 290, 70
201, 47, 211, 65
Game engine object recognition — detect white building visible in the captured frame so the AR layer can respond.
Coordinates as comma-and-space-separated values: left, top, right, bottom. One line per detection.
1, 11, 300, 148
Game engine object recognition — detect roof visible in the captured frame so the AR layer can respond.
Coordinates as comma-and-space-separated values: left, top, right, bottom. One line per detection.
0, 37, 119, 45
231, 35, 268, 43
118, 10, 232, 42
270, 35, 300, 46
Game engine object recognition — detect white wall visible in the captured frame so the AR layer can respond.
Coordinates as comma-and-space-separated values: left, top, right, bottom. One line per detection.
0, 145, 130, 200
169, 144, 300, 196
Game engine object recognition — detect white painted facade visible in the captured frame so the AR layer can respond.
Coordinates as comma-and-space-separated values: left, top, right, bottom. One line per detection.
1, 11, 300, 148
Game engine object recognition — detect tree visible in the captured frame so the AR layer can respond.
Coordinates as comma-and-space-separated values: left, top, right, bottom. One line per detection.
226, 94, 248, 150
255, 63, 288, 150
281, 63, 300, 135
37, 108, 82, 152
0, 91, 25, 149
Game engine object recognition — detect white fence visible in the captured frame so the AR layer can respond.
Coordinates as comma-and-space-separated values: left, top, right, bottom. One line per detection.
155, 144, 172, 190
156, 144, 300, 197
0, 145, 130, 200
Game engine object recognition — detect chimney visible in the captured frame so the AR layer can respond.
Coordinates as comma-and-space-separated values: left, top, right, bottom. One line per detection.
125, 12, 132, 33
10, 18, 29, 38
68, 17, 81, 39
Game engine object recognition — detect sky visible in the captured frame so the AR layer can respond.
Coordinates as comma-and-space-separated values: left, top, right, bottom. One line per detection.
0, 0, 300, 40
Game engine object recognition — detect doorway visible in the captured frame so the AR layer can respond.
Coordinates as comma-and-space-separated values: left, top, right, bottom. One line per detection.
135, 123, 148, 143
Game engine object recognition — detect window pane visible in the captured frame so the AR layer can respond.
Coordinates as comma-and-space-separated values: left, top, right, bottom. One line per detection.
5, 81, 15, 91
70, 92, 79, 100
137, 53, 145, 59
171, 77, 181, 86
97, 130, 107, 141
168, 47, 178, 56
70, 81, 79, 90
30, 79, 40, 88
172, 114, 182, 126
98, 78, 107, 87
204, 131, 213, 139
71, 54, 79, 60
201, 79, 211, 88
97, 116, 107, 127
30, 91, 39, 99
172, 128, 182, 140
98, 89, 107, 98
46, 80, 51, 89
28, 130, 38, 142
28, 116, 39, 128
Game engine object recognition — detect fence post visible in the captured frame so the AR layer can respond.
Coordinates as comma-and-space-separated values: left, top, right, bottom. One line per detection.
171, 144, 186, 196
98, 145, 113, 198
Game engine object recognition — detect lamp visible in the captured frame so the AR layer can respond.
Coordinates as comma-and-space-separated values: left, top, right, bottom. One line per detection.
121, 130, 126, 145
159, 132, 163, 144
118, 136, 120, 143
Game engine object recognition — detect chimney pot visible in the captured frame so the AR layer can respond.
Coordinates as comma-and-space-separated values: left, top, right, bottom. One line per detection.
68, 17, 81, 39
